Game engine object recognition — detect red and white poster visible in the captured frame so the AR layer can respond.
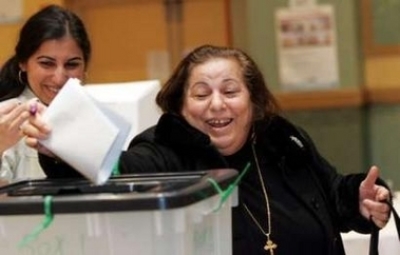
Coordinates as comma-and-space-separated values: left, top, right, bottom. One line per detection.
275, 5, 339, 91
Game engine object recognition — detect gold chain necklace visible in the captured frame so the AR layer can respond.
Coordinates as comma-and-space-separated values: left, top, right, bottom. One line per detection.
243, 137, 278, 255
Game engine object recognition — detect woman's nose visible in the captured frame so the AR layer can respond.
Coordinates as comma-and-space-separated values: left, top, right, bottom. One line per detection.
53, 68, 69, 85
210, 94, 226, 110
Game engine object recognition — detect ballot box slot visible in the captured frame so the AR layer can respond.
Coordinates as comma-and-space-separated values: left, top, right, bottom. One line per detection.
1, 176, 202, 196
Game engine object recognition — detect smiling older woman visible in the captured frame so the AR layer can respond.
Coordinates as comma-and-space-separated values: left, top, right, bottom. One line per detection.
23, 44, 391, 255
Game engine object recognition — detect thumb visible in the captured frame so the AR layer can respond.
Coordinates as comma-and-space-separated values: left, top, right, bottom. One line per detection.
361, 165, 379, 190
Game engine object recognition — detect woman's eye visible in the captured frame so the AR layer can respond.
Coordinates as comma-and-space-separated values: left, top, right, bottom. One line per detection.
225, 91, 238, 97
65, 62, 81, 69
194, 94, 208, 99
39, 61, 55, 67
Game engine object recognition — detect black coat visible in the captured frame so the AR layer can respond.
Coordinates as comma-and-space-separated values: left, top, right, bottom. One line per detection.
40, 113, 374, 255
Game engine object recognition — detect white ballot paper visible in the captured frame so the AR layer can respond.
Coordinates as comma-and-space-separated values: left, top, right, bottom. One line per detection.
39, 78, 131, 185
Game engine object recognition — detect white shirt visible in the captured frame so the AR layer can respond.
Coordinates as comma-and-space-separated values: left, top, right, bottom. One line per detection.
0, 88, 45, 182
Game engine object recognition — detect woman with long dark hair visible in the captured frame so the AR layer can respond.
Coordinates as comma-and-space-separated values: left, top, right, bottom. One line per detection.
0, 4, 91, 181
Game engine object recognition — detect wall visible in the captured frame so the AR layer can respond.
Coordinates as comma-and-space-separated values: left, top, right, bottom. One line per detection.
0, 0, 229, 84
0, 0, 63, 66
230, 0, 362, 92
359, 1, 400, 189
65, 0, 229, 83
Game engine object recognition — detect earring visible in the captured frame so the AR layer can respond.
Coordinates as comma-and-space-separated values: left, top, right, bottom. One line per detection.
18, 70, 25, 84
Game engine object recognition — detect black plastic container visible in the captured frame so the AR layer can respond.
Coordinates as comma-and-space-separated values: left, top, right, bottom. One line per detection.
0, 169, 238, 255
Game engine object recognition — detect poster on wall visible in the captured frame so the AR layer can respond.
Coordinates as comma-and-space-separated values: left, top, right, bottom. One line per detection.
275, 5, 339, 91
0, 0, 22, 24
289, 0, 316, 8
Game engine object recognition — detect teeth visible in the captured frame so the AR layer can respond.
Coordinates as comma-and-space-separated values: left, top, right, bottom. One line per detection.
207, 119, 231, 125
48, 87, 60, 93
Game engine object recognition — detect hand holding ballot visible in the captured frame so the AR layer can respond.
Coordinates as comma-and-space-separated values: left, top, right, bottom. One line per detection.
23, 99, 53, 157
22, 78, 131, 185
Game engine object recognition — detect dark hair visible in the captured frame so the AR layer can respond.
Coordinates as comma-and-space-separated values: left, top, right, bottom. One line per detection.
156, 44, 280, 121
0, 4, 91, 101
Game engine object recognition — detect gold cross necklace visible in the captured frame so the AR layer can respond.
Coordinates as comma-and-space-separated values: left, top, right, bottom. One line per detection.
243, 136, 277, 255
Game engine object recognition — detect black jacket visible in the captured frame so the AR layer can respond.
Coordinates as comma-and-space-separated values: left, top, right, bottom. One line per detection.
40, 113, 375, 255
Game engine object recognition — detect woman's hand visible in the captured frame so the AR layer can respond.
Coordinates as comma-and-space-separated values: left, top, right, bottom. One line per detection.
0, 98, 30, 154
359, 166, 391, 228
21, 99, 54, 157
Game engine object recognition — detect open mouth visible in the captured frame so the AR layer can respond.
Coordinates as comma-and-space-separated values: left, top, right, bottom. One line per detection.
206, 118, 233, 128
44, 86, 62, 98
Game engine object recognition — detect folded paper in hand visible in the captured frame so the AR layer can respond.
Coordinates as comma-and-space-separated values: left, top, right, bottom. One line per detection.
39, 78, 131, 185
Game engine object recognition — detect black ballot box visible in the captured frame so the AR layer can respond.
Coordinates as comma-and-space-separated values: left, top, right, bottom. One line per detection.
0, 169, 238, 255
